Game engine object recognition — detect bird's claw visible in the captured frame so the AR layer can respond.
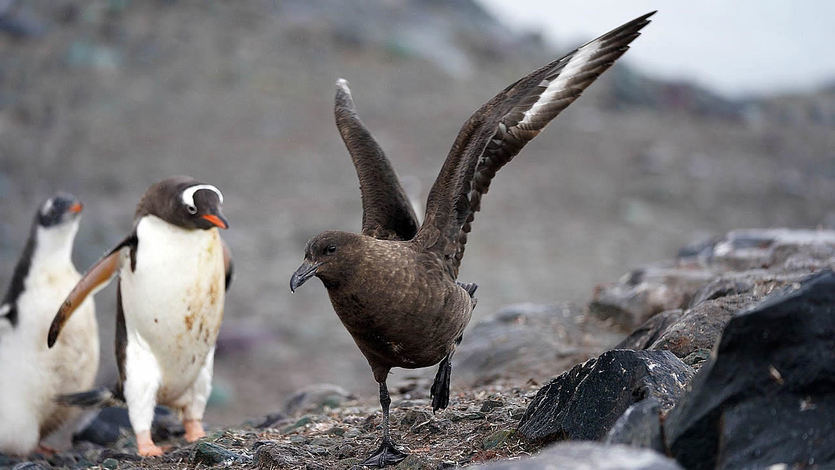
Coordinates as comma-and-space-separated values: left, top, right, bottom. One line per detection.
360, 438, 408, 467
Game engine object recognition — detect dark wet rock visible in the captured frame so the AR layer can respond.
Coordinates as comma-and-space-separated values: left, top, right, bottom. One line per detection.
456, 303, 621, 386
518, 350, 693, 444
604, 398, 664, 452
590, 267, 713, 329
475, 441, 682, 469
665, 270, 835, 470
189, 441, 249, 466
646, 297, 740, 358
74, 406, 183, 446
283, 383, 355, 417
615, 309, 683, 350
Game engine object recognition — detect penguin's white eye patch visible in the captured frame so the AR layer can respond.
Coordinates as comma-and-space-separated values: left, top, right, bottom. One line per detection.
41, 199, 54, 216
181, 184, 224, 210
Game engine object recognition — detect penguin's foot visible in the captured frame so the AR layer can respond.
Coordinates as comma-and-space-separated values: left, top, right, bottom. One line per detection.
136, 431, 164, 457
360, 438, 407, 467
183, 419, 206, 442
36, 444, 58, 455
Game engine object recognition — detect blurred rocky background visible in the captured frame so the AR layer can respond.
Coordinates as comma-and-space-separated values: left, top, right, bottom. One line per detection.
0, 0, 833, 432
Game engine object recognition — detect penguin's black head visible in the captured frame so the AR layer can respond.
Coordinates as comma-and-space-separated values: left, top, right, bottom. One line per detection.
138, 176, 229, 230
37, 193, 83, 228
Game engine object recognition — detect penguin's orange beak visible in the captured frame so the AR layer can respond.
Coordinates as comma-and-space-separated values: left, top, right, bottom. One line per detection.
201, 214, 228, 229
69, 202, 83, 213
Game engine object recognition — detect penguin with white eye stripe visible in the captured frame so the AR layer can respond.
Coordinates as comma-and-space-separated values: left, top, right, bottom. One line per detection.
47, 176, 233, 457
0, 193, 98, 456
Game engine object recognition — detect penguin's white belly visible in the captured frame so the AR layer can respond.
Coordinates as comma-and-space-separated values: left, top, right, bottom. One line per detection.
0, 262, 98, 453
120, 216, 225, 403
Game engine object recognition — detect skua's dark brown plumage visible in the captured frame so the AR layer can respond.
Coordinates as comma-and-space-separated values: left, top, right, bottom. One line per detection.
291, 12, 655, 467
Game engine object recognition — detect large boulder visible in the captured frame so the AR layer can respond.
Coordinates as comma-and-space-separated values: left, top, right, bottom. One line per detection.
454, 303, 622, 386
611, 229, 835, 366
475, 441, 682, 470
604, 398, 665, 452
517, 350, 693, 444
589, 267, 712, 330
592, 229, 835, 333
665, 270, 835, 470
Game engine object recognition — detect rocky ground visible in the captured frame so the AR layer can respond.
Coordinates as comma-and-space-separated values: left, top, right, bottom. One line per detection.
2, 227, 832, 469
1, 1, 833, 469
0, 0, 833, 426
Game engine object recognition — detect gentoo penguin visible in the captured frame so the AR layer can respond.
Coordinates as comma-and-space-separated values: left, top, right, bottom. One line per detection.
291, 13, 654, 466
0, 193, 99, 456
47, 176, 232, 457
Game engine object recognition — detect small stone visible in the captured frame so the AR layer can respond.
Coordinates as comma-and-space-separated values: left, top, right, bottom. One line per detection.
289, 435, 308, 444
255, 443, 302, 468
344, 428, 361, 438
282, 415, 318, 433
309, 437, 332, 447
334, 443, 357, 459
12, 463, 47, 470
480, 399, 504, 412
400, 408, 433, 426
283, 383, 355, 417
682, 348, 711, 367
508, 407, 527, 421
397, 454, 436, 470
412, 417, 450, 434
189, 441, 248, 466
449, 410, 486, 422
482, 429, 515, 449
306, 444, 328, 456
101, 458, 119, 470
254, 411, 288, 429
327, 426, 346, 436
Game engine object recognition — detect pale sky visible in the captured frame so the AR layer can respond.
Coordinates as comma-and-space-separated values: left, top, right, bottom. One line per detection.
476, 0, 835, 98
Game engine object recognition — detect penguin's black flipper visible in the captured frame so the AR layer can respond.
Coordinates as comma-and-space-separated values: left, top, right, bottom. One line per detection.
222, 237, 234, 291
56, 386, 123, 408
47, 233, 136, 348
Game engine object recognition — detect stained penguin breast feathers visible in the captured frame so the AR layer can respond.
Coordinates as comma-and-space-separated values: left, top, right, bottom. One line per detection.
122, 217, 225, 366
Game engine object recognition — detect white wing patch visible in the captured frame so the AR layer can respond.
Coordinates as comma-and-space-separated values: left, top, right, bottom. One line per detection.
181, 185, 224, 208
519, 40, 601, 127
